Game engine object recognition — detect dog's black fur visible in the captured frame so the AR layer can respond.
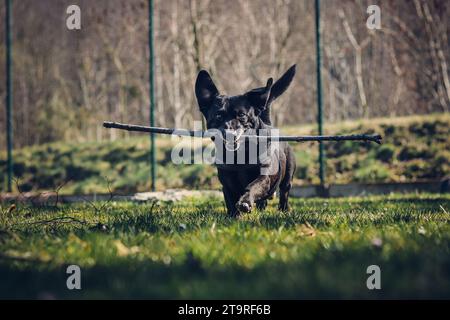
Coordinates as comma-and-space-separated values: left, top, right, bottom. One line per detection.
195, 65, 297, 216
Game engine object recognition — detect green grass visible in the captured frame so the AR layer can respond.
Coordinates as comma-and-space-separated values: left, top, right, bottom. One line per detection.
1, 193, 449, 299
1, 113, 449, 194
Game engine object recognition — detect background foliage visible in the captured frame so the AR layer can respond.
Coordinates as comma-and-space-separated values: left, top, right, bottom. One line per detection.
0, 0, 449, 149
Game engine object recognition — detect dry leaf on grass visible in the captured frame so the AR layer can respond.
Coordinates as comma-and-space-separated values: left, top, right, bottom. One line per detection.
8, 204, 16, 214
296, 222, 316, 237
114, 240, 140, 257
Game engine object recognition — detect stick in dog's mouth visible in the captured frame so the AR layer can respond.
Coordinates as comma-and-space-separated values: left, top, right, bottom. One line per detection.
103, 121, 383, 144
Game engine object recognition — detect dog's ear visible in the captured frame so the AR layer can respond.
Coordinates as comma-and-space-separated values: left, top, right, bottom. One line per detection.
245, 78, 274, 111
195, 70, 219, 115
246, 65, 296, 125
268, 64, 296, 104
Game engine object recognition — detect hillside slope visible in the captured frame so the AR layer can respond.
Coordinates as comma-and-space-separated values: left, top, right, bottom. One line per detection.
1, 114, 449, 194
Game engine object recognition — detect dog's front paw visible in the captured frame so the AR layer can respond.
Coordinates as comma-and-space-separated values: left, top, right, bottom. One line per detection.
236, 200, 252, 213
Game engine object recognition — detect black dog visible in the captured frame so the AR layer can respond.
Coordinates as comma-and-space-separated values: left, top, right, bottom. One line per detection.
195, 65, 297, 216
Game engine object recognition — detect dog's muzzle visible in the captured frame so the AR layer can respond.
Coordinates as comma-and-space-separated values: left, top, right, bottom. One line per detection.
217, 129, 244, 151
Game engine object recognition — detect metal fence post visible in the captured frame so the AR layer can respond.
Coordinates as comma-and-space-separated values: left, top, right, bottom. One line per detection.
315, 0, 326, 190
148, 0, 156, 192
5, 0, 13, 192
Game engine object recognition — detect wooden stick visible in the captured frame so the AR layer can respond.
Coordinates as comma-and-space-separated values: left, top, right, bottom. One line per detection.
103, 121, 382, 144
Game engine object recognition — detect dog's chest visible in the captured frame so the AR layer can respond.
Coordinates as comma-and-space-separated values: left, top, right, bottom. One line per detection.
217, 166, 260, 188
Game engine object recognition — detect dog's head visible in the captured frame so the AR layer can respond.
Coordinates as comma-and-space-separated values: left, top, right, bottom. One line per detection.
195, 65, 296, 136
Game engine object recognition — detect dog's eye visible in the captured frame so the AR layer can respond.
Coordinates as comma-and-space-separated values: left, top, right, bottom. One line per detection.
237, 111, 246, 117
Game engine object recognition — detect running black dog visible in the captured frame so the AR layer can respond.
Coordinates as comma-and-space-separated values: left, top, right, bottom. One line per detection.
195, 66, 297, 216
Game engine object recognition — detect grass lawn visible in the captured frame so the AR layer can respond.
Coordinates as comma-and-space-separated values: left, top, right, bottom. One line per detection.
0, 193, 449, 299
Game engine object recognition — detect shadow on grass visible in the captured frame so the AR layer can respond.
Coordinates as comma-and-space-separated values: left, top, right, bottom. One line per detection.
1, 247, 449, 299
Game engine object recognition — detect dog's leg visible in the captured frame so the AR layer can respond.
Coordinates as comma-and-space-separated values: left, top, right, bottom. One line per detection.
278, 183, 291, 212
218, 169, 242, 217
255, 199, 268, 211
236, 175, 271, 213
223, 186, 240, 217
278, 146, 296, 212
